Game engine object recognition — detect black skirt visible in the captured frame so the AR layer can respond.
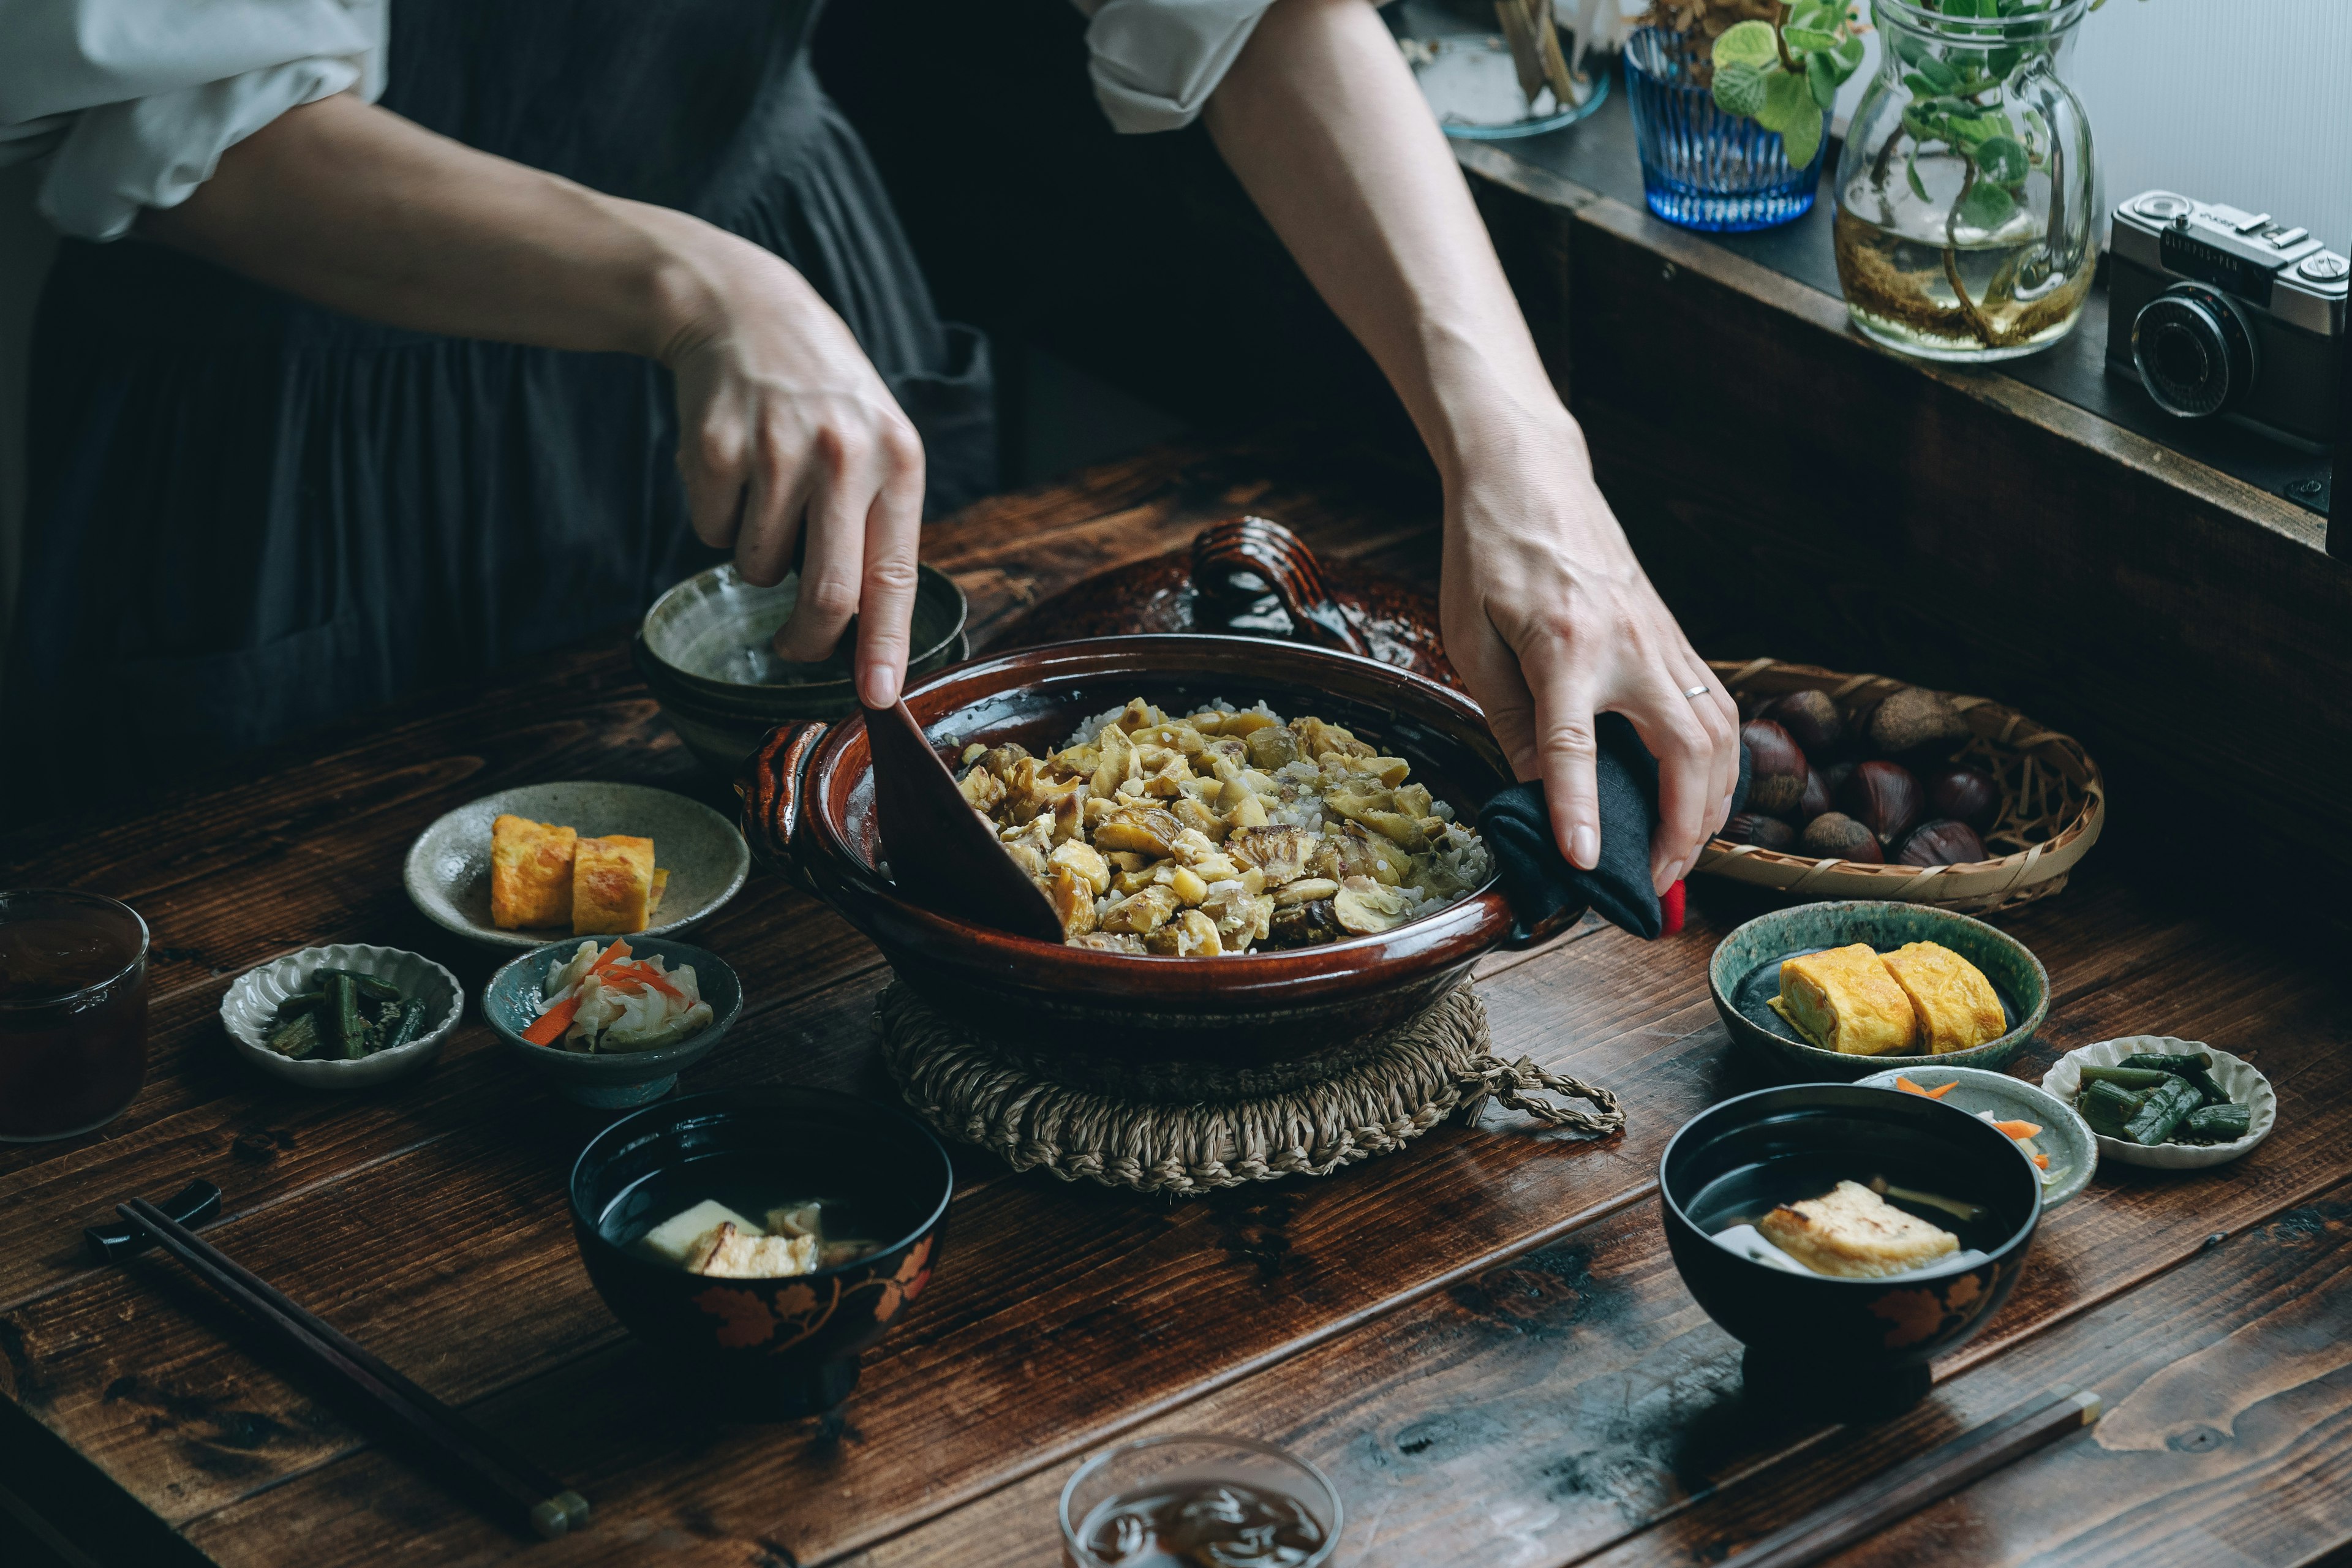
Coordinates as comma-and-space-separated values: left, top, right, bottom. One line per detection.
3, 0, 993, 813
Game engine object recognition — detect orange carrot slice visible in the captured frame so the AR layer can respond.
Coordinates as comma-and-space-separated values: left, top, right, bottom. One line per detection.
1924, 1082, 1958, 1099
1894, 1076, 1928, 1096
589, 939, 633, 975
521, 995, 581, 1046
1893, 1076, 1961, 1100
2032, 1152, 2050, 1169
1992, 1119, 2042, 1140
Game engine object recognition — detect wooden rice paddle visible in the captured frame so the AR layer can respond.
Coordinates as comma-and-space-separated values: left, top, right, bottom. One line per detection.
107, 1193, 590, 1542
865, 698, 1067, 944
1725, 1387, 2102, 1567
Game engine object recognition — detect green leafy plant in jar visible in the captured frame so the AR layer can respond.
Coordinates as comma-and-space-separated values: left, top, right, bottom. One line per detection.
1831, 0, 2103, 361
1701, 2, 1871, 173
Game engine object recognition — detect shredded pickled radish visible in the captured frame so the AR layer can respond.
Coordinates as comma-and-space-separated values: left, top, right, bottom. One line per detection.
529, 940, 712, 1054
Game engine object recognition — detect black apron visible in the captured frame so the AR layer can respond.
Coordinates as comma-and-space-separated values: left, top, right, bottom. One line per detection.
2, 0, 993, 815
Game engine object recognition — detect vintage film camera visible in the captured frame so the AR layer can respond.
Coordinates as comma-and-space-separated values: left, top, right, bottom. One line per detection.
2106, 190, 2346, 451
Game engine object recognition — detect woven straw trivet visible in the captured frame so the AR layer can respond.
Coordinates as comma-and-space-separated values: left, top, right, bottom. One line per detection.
874, 980, 1624, 1196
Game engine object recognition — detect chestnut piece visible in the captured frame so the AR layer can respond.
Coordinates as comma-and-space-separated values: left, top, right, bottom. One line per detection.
1867, 685, 1969, 759
1899, 819, 1988, 867
1740, 719, 1809, 816
1719, 813, 1796, 850
1799, 812, 1883, 863
1837, 760, 1923, 846
1795, 765, 1832, 823
1924, 765, 2000, 831
1815, 758, 1855, 797
1762, 689, 1845, 755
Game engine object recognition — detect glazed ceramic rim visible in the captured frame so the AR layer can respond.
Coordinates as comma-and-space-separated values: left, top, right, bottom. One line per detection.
2040, 1035, 2275, 1169
639, 561, 968, 701
1057, 1431, 1343, 1568
219, 943, 464, 1084
0, 888, 149, 1010
1851, 1063, 2098, 1208
568, 1086, 955, 1280
1660, 1082, 2043, 1283
402, 782, 752, 951
483, 937, 742, 1071
1705, 900, 2051, 1072
799, 633, 1515, 969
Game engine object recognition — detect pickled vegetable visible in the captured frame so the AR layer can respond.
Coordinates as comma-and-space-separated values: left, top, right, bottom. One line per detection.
2078, 1064, 2177, 1092
2183, 1103, 2251, 1143
2077, 1080, 2144, 1139
2123, 1076, 2202, 1147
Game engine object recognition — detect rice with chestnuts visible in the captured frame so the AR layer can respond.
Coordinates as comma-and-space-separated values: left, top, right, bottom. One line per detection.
955, 697, 1491, 955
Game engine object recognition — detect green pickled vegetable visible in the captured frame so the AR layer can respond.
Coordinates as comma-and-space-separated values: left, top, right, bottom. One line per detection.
324, 972, 366, 1060
2184, 1103, 2250, 1142
317, 968, 405, 1005
2078, 1064, 2177, 1092
266, 1008, 320, 1060
275, 989, 325, 1015
380, 999, 427, 1054
2078, 1079, 2146, 1139
2124, 1075, 2202, 1147
2116, 1051, 2211, 1074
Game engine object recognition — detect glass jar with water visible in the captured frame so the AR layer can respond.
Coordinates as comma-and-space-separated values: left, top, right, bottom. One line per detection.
1833, 0, 2095, 361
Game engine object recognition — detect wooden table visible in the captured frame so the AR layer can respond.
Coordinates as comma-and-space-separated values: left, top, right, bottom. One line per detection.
4, 434, 2349, 1568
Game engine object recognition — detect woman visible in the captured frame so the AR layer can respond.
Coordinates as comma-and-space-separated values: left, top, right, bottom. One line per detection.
0, 0, 1736, 891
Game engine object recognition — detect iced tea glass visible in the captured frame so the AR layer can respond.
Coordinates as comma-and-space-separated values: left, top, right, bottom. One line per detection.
1059, 1432, 1341, 1568
0, 889, 151, 1142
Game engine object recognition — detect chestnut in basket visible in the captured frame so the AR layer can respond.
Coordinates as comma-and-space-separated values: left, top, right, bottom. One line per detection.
1867, 686, 1969, 760
1795, 766, 1832, 823
1899, 819, 1987, 867
1837, 761, 1922, 846
1799, 812, 1883, 863
1740, 720, 1808, 816
1924, 764, 2000, 831
1762, 689, 1844, 755
1719, 813, 1796, 850
1815, 758, 1855, 797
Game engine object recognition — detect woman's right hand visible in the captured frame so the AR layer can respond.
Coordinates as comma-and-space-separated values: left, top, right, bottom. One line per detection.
657, 230, 927, 709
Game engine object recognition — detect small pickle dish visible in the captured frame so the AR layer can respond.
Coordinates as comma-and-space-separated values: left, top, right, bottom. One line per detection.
737, 635, 1516, 1063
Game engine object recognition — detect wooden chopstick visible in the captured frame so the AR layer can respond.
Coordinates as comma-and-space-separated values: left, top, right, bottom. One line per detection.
1728, 1385, 2101, 1568
118, 1197, 590, 1542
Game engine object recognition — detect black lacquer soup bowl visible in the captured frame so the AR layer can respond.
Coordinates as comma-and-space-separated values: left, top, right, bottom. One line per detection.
570, 1087, 954, 1416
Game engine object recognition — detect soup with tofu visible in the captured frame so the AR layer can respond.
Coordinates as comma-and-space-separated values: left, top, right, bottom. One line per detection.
1687, 1150, 2002, 1282
598, 1155, 889, 1280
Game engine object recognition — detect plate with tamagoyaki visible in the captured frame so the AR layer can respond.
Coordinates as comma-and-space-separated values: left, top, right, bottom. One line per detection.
405, 782, 750, 949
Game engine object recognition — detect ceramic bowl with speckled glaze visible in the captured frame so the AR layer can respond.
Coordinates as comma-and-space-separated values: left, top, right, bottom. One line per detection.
1853, 1065, 2097, 1207
483, 936, 742, 1108
404, 782, 750, 951
1707, 901, 2049, 1081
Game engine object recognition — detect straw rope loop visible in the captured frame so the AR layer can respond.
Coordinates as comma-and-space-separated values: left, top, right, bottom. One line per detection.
872, 980, 1622, 1197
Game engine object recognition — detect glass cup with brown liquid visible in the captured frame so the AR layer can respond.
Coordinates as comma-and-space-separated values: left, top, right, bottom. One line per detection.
0, 889, 151, 1142
1059, 1433, 1340, 1568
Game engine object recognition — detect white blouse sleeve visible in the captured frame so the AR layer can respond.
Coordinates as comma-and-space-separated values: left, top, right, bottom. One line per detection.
1070, 0, 1279, 134
0, 0, 388, 241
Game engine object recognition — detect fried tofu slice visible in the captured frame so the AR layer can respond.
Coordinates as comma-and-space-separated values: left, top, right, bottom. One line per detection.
688, 1223, 818, 1279
647, 867, 670, 920
1880, 942, 2005, 1054
1757, 1180, 1959, 1279
1769, 943, 1918, 1056
490, 815, 576, 930
573, 834, 656, 935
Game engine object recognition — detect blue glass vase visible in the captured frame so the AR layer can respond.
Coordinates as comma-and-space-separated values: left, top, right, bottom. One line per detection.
1623, 27, 1827, 233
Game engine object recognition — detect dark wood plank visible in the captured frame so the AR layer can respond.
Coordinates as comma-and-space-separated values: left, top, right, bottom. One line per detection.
31, 869, 2334, 1566
825, 967, 2352, 1568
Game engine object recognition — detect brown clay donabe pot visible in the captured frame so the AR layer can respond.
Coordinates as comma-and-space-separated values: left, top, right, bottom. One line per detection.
737, 635, 1515, 1064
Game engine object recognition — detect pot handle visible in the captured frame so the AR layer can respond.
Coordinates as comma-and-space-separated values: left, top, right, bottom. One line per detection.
1191, 516, 1368, 658
736, 720, 829, 897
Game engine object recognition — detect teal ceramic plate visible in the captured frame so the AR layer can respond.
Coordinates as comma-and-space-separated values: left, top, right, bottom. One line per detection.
1707, 900, 2050, 1082
483, 937, 742, 1108
1853, 1065, 2096, 1207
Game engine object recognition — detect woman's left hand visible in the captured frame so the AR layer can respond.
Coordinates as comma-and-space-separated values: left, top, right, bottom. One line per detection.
1439, 410, 1741, 894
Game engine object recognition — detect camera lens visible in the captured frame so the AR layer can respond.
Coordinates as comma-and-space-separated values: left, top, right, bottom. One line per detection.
2132, 284, 2256, 419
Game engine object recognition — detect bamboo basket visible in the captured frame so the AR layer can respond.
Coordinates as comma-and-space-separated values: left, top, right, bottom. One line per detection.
1694, 658, 2105, 914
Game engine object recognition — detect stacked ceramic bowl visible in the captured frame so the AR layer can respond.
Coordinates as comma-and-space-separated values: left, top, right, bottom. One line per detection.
634, 563, 968, 776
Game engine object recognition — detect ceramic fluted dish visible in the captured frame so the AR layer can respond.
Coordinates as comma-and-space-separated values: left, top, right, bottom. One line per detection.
1853, 1063, 2097, 1207
483, 936, 743, 1108
2040, 1035, 2275, 1169
221, 944, 463, 1088
1706, 900, 2049, 1082
404, 782, 750, 950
